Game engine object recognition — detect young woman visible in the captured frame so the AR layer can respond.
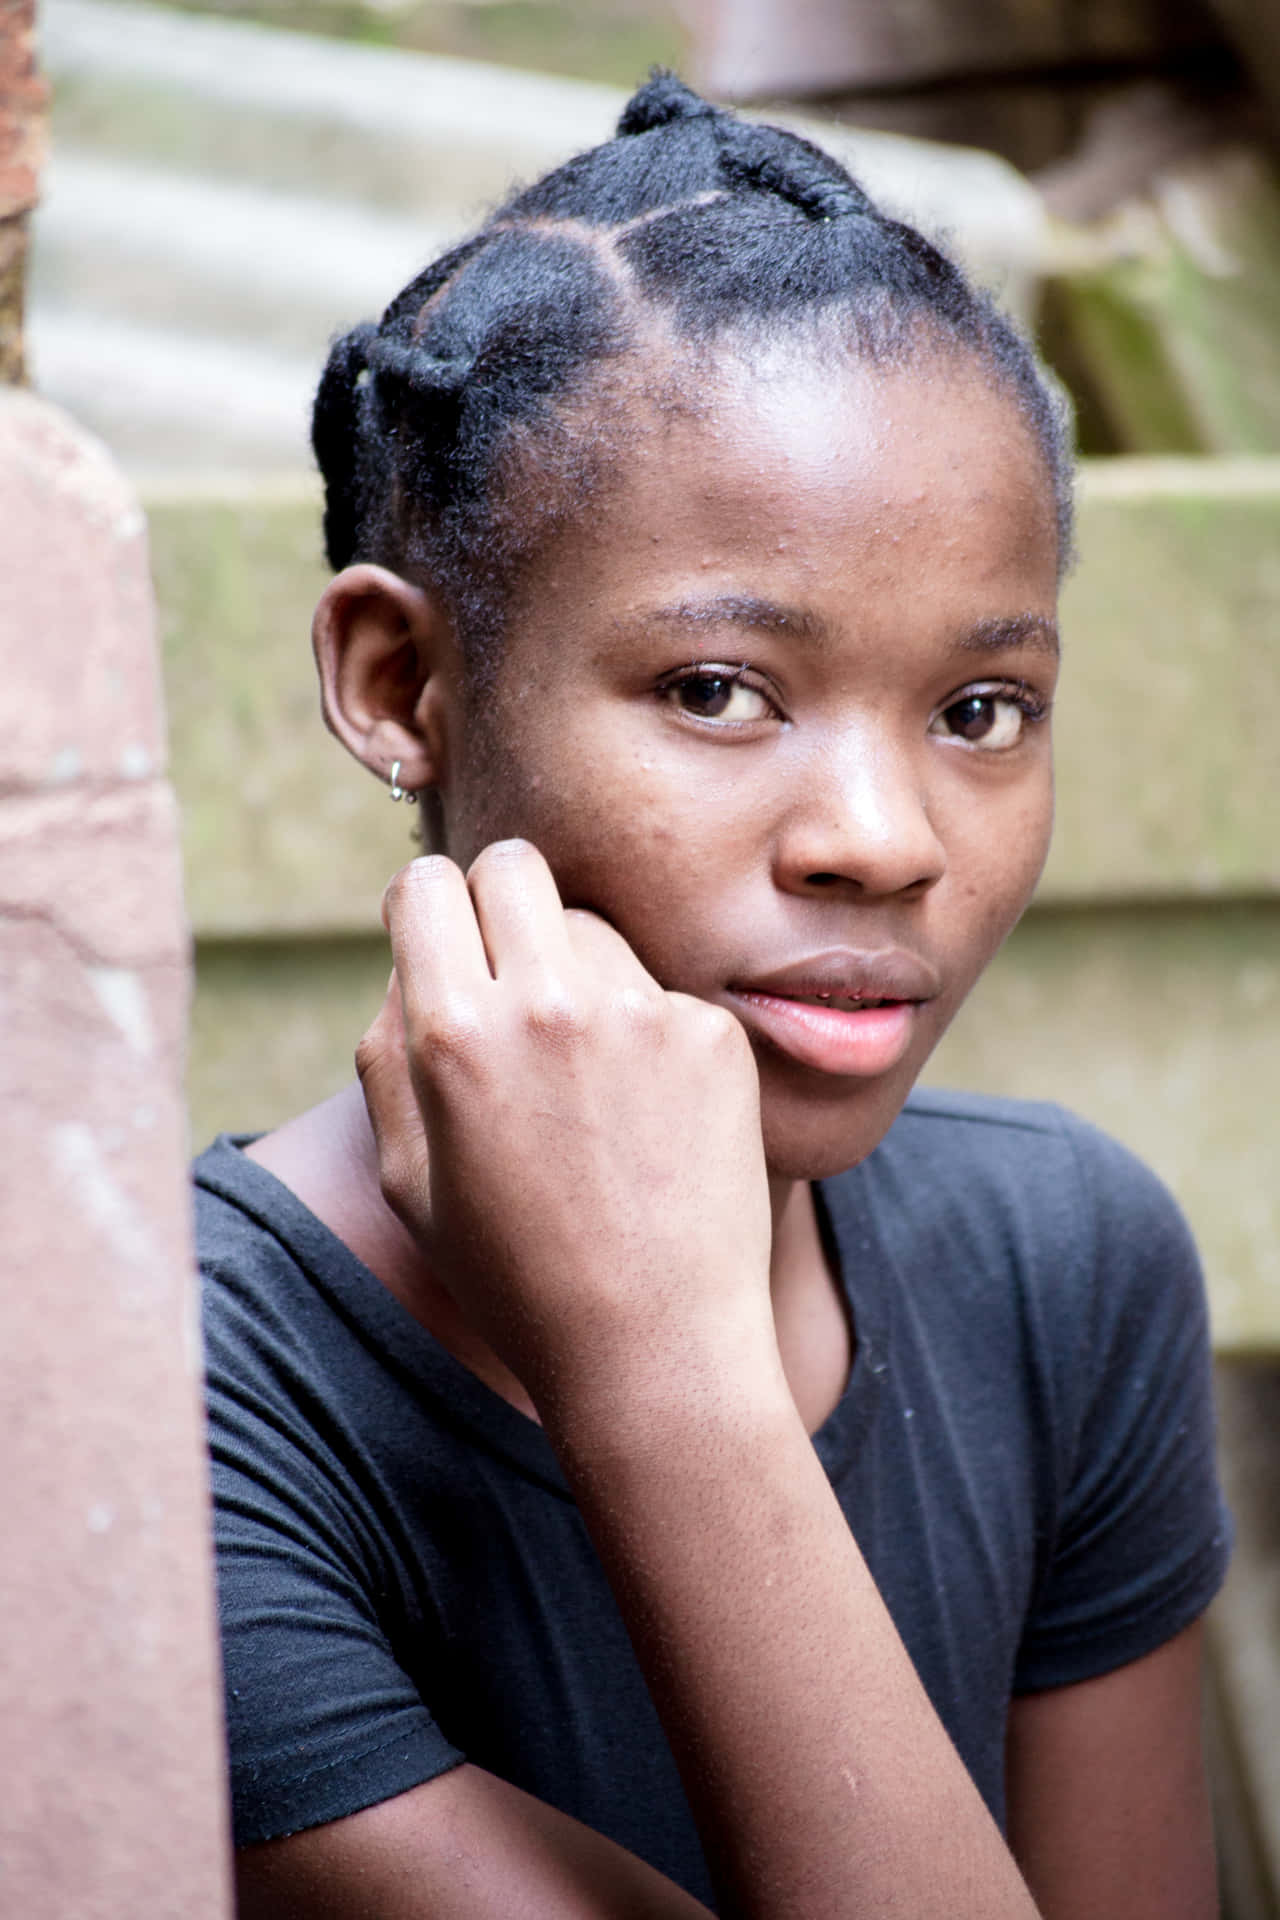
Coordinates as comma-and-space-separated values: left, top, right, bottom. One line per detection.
198, 74, 1230, 1920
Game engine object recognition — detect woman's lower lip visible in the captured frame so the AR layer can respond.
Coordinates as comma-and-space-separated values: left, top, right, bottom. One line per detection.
728, 991, 918, 1077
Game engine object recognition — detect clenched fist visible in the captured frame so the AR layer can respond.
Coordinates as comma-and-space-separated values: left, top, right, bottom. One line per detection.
357, 841, 777, 1432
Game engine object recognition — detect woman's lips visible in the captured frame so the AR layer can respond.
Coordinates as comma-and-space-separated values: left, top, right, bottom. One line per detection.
728, 989, 919, 1077
722, 952, 941, 1079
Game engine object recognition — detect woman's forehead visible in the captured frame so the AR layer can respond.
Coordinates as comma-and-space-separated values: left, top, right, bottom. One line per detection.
635, 339, 1037, 470
537, 348, 1059, 607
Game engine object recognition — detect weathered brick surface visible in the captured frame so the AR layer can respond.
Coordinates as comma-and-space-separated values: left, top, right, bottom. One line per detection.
0, 0, 45, 384
0, 0, 44, 218
0, 208, 24, 382
2, 393, 168, 797
0, 391, 231, 1919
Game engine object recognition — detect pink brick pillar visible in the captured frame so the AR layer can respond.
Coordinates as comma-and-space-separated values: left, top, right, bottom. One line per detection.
0, 0, 44, 383
0, 390, 232, 1918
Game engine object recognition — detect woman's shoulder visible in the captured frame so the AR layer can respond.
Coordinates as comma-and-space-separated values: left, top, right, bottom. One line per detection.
193, 1129, 407, 1396
826, 1087, 1207, 1343
876, 1085, 1190, 1237
193, 1132, 343, 1292
824, 1092, 1225, 1627
888, 1082, 1146, 1160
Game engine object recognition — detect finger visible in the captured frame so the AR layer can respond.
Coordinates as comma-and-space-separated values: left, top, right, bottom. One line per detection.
563, 908, 666, 996
384, 854, 493, 1017
466, 839, 575, 983
354, 973, 433, 1226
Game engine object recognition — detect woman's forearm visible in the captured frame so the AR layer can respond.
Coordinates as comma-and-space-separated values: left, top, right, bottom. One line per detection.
365, 851, 1039, 1917
547, 1365, 1040, 1920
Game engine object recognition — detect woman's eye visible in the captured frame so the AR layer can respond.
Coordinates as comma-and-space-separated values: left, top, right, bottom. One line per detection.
931, 693, 1029, 751
665, 671, 773, 723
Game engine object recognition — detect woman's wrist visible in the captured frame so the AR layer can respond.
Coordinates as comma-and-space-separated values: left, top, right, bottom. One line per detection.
535, 1308, 797, 1483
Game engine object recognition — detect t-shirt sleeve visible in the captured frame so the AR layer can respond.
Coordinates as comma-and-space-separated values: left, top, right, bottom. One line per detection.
1013, 1118, 1232, 1693
204, 1256, 464, 1847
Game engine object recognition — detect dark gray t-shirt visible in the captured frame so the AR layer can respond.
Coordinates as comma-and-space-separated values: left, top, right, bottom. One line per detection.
198, 1089, 1230, 1905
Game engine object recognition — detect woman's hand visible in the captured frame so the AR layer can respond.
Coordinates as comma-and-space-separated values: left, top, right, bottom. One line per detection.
355, 840, 775, 1426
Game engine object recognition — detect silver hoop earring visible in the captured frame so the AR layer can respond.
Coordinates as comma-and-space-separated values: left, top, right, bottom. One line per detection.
388, 760, 416, 803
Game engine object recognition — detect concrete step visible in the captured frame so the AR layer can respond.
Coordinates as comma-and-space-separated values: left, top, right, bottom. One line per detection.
38, 0, 1044, 270
31, 0, 1047, 471
31, 151, 455, 355
39, 0, 628, 221
28, 308, 318, 469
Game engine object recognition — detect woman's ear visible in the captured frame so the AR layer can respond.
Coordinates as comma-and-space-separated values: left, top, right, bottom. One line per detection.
312, 564, 455, 794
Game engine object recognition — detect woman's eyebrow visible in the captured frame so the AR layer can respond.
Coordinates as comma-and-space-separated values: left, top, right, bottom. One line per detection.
958, 614, 1060, 657
634, 594, 828, 643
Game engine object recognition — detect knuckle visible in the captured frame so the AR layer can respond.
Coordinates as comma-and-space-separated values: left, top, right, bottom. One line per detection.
689, 997, 747, 1052
376, 1144, 424, 1221
354, 998, 400, 1088
616, 984, 661, 1032
413, 994, 488, 1067
563, 906, 608, 937
353, 1028, 381, 1084
523, 984, 587, 1047
564, 909, 623, 961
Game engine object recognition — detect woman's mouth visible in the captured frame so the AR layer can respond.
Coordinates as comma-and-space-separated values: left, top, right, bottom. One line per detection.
723, 951, 941, 1078
728, 990, 918, 1077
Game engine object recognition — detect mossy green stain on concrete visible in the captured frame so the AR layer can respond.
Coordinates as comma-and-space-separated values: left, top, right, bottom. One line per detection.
1042, 467, 1280, 901
189, 933, 390, 1149
147, 481, 420, 936
144, 463, 1280, 931
1044, 156, 1280, 458
1058, 274, 1204, 454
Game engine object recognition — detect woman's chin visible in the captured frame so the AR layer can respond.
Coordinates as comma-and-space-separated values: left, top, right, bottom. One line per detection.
760, 1098, 907, 1185
755, 1027, 935, 1184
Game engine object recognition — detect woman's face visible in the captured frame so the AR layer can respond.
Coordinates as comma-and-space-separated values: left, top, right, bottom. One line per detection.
436, 345, 1061, 1178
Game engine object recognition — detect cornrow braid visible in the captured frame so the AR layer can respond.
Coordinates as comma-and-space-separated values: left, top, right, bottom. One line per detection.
615, 68, 717, 136
312, 320, 377, 577
711, 115, 876, 224
312, 72, 1072, 678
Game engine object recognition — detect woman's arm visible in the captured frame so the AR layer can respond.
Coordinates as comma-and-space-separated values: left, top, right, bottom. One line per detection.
344, 842, 1039, 1920
235, 1765, 716, 1920
1006, 1622, 1218, 1920
234, 1626, 1216, 1920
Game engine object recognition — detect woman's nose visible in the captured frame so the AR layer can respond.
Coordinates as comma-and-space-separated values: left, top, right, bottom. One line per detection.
774, 733, 947, 898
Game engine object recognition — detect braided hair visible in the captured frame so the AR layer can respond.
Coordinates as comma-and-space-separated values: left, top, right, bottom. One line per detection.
312, 73, 1072, 683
